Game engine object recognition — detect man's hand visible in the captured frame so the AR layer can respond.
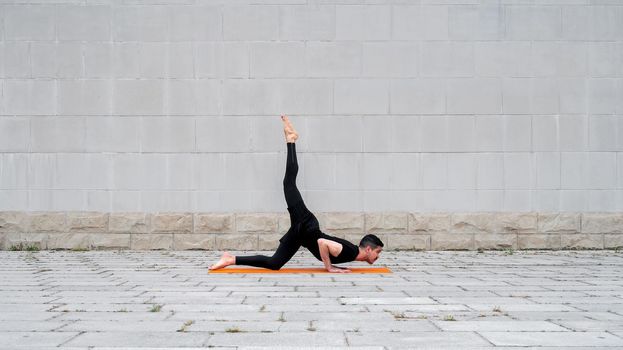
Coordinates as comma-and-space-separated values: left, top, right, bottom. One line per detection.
327, 265, 351, 273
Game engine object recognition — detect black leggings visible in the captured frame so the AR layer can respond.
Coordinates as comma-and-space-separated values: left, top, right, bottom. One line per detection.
235, 142, 312, 270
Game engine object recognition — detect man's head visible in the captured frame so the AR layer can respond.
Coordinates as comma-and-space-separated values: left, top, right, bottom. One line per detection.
359, 234, 384, 264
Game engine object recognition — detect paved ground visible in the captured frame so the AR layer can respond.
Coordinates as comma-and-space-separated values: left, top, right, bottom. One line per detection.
1, 249, 623, 349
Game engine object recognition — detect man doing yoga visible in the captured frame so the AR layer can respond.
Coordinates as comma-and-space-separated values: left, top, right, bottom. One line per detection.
209, 115, 384, 273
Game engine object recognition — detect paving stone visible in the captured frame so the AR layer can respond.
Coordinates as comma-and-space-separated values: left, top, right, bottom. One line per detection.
0, 250, 622, 348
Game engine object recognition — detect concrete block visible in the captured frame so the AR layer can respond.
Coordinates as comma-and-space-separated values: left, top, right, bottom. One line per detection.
316, 212, 364, 234
194, 213, 234, 234
503, 153, 533, 190
507, 5, 561, 40
559, 115, 588, 151
112, 6, 167, 42
362, 116, 391, 152
364, 212, 408, 234
140, 116, 194, 152
504, 190, 532, 211
420, 153, 447, 190
25, 211, 67, 233
531, 42, 558, 77
335, 153, 363, 191
476, 190, 504, 212
517, 233, 561, 249
447, 153, 476, 189
109, 212, 148, 234
168, 5, 222, 41
588, 190, 617, 211
84, 42, 112, 78
4, 5, 55, 40
476, 153, 503, 189
474, 233, 517, 250
447, 78, 501, 114
431, 232, 473, 250
3, 80, 55, 115
305, 41, 361, 78
223, 5, 278, 41
532, 116, 558, 151
336, 5, 391, 40
2, 42, 30, 78
561, 233, 604, 249
0, 212, 28, 233
562, 6, 591, 40
250, 42, 305, 78
67, 212, 109, 233
173, 233, 216, 250
588, 78, 617, 114
221, 79, 279, 115
130, 233, 173, 250
561, 152, 588, 189
496, 212, 537, 234
559, 78, 587, 114
538, 212, 580, 234
137, 43, 166, 78
450, 213, 496, 234
279, 4, 334, 41
0, 153, 31, 189
303, 153, 335, 190
502, 78, 531, 114
85, 116, 140, 153
362, 42, 418, 78
589, 42, 620, 77
560, 190, 589, 212
58, 80, 111, 116
535, 190, 561, 211
390, 153, 420, 191
420, 42, 473, 77
587, 152, 617, 189
387, 234, 429, 251
277, 79, 333, 115
535, 152, 560, 189
31, 117, 85, 152
589, 115, 618, 151
558, 42, 587, 77
0, 118, 29, 152
475, 116, 503, 151
215, 233, 257, 250
55, 153, 111, 190
56, 5, 111, 41
531, 78, 559, 114
334, 79, 389, 115
447, 116, 476, 152
112, 43, 140, 78
582, 213, 623, 234
391, 116, 420, 153
390, 79, 445, 115
113, 80, 164, 115
235, 213, 278, 233
90, 233, 131, 250
503, 116, 531, 152
449, 4, 505, 40
475, 41, 532, 78
196, 116, 252, 152
167, 42, 194, 78
150, 213, 192, 234
420, 116, 448, 152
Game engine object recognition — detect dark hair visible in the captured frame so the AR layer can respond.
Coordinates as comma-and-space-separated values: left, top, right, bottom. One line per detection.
359, 234, 384, 249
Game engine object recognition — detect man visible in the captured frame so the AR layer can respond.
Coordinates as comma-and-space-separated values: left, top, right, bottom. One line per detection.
209, 115, 384, 273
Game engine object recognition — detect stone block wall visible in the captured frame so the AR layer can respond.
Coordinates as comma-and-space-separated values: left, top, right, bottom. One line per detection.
1, 211, 622, 251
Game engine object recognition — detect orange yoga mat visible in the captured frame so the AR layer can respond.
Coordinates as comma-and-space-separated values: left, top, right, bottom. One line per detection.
209, 267, 392, 274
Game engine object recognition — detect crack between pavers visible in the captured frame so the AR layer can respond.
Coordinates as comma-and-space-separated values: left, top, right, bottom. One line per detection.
57, 330, 85, 347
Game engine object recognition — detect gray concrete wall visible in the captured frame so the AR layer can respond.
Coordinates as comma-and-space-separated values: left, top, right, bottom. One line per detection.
0, 1, 622, 214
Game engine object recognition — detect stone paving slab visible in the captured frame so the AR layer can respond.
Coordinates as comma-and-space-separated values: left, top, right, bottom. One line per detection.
1, 250, 623, 349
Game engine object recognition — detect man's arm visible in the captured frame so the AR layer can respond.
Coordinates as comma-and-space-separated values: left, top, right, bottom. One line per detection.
318, 239, 350, 273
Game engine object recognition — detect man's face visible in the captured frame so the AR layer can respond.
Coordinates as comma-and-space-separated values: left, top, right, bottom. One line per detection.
366, 246, 383, 264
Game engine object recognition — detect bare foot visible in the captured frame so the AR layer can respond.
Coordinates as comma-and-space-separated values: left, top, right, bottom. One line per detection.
208, 252, 236, 270
281, 115, 298, 142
